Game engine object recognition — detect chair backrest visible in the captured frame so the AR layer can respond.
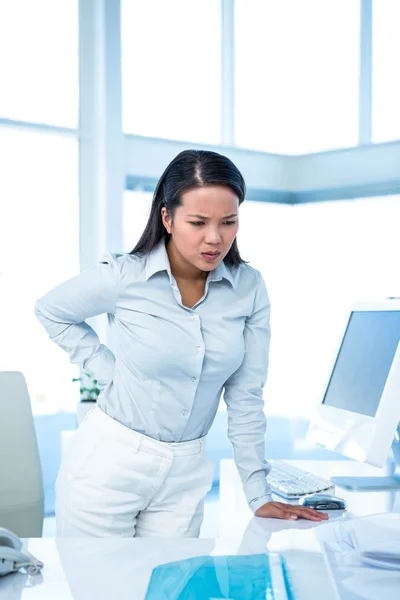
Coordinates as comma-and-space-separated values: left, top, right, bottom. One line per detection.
0, 371, 44, 537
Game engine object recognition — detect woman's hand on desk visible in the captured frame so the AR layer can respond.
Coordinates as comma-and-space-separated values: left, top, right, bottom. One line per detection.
255, 501, 329, 522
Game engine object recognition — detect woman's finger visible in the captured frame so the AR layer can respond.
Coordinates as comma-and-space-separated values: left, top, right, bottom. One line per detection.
288, 506, 329, 521
273, 504, 320, 521
258, 503, 293, 519
270, 503, 322, 521
255, 501, 329, 521
298, 506, 329, 519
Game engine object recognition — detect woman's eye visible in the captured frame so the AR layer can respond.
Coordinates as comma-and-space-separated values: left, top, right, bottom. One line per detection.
190, 221, 237, 226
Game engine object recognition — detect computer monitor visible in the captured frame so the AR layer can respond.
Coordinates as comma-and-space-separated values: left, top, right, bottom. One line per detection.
307, 300, 400, 491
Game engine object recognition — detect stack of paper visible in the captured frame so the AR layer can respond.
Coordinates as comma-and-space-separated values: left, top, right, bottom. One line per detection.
335, 513, 400, 570
358, 542, 400, 569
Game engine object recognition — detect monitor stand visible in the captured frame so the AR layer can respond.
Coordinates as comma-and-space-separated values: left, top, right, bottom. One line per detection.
331, 425, 400, 491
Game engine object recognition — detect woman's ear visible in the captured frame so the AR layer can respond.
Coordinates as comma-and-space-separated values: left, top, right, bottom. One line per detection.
161, 207, 172, 234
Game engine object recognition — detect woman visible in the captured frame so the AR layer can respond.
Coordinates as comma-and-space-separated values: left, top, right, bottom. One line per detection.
35, 149, 328, 537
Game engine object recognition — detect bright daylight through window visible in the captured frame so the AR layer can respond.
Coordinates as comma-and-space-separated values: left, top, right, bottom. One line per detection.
234, 0, 360, 154
121, 0, 221, 144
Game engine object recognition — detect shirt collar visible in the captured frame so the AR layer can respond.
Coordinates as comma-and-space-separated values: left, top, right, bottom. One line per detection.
145, 238, 235, 288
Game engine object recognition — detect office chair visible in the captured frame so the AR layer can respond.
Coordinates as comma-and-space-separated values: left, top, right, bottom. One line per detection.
0, 371, 44, 537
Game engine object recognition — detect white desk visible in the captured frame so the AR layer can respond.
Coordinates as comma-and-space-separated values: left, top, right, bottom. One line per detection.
0, 460, 398, 600
0, 536, 331, 600
219, 459, 400, 600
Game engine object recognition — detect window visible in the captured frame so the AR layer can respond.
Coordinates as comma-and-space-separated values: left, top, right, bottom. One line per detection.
123, 190, 154, 252
234, 0, 360, 154
286, 196, 400, 416
236, 200, 295, 415
372, 0, 400, 143
121, 0, 221, 144
0, 0, 79, 128
0, 128, 79, 414
237, 196, 400, 417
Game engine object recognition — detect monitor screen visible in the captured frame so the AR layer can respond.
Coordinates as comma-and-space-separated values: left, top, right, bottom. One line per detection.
322, 310, 400, 417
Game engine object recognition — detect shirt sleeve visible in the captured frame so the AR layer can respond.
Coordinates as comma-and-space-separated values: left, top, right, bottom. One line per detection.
34, 254, 120, 386
223, 270, 273, 513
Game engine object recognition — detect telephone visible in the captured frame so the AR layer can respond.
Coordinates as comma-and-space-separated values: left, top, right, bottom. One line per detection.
0, 527, 43, 576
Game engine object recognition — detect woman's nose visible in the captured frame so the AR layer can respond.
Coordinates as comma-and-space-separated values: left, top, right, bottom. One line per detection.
204, 228, 222, 243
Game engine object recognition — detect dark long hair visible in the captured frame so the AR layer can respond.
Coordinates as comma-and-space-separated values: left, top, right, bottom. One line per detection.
129, 149, 247, 268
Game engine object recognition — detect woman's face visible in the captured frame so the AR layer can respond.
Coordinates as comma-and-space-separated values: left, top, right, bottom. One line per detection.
161, 185, 240, 276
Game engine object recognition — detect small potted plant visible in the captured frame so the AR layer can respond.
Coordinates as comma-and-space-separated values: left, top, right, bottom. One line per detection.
73, 371, 101, 424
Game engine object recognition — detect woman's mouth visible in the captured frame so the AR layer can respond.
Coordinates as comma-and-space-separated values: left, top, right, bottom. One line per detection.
201, 252, 221, 262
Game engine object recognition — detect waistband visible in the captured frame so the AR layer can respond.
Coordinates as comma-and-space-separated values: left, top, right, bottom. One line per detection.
84, 405, 206, 458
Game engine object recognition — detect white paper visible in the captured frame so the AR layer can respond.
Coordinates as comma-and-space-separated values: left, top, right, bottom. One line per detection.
335, 513, 400, 570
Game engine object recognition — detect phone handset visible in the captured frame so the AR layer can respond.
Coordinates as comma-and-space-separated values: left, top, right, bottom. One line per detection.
0, 527, 43, 576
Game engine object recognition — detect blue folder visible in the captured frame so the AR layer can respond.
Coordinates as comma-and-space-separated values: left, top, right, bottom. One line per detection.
145, 553, 293, 599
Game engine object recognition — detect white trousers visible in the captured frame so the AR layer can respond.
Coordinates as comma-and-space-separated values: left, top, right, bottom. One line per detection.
55, 405, 214, 537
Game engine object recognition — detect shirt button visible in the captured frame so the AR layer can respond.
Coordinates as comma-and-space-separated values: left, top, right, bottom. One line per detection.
191, 377, 197, 382
197, 347, 203, 353
182, 410, 188, 416
192, 314, 198, 320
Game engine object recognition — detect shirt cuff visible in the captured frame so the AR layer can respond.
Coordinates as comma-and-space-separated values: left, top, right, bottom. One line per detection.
249, 494, 273, 514
243, 476, 273, 513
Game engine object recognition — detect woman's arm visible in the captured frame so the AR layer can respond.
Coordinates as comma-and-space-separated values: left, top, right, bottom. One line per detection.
223, 269, 273, 513
224, 270, 329, 522
34, 254, 121, 386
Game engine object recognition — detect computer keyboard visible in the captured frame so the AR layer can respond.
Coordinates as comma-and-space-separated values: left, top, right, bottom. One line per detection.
267, 460, 334, 499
